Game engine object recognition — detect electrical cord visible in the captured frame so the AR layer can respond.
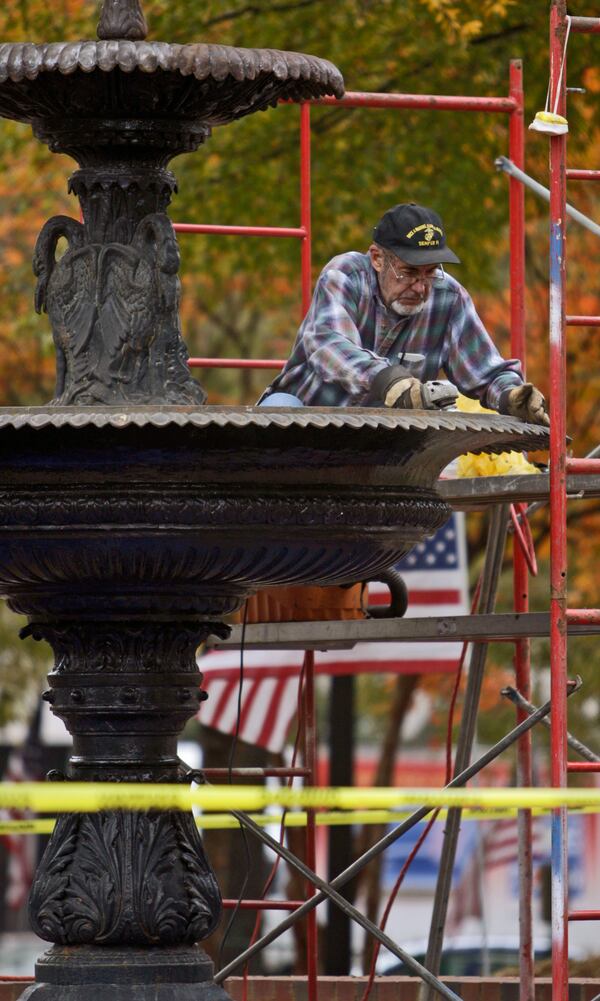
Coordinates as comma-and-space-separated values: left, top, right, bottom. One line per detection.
219, 567, 482, 991
241, 652, 309, 1001
217, 600, 251, 970
359, 571, 483, 1001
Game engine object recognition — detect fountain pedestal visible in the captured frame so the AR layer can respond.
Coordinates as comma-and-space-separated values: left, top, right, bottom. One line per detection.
23, 947, 226, 1001
20, 619, 227, 1001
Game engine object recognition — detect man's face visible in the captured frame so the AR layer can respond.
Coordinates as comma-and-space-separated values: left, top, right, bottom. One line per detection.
369, 245, 439, 315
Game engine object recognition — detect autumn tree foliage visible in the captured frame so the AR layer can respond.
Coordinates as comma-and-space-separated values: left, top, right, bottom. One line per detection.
0, 0, 598, 405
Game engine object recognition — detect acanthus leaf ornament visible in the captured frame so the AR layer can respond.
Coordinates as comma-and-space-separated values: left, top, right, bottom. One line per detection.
30, 811, 221, 946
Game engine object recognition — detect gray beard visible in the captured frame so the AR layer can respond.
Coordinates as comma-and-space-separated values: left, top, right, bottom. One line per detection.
390, 299, 426, 317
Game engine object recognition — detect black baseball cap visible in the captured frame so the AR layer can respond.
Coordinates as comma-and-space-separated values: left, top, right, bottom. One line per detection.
373, 203, 460, 265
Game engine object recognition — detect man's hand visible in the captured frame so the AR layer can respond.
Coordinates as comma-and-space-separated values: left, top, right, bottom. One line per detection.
385, 376, 423, 408
504, 383, 550, 426
366, 365, 441, 409
384, 376, 437, 410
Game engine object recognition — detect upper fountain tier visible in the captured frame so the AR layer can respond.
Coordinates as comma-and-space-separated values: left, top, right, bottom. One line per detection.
0, 0, 344, 163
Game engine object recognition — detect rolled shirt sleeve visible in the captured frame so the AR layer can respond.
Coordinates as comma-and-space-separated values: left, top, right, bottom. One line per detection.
301, 268, 390, 400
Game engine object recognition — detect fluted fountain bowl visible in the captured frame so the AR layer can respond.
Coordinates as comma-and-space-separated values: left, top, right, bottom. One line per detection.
0, 405, 548, 621
0, 38, 344, 160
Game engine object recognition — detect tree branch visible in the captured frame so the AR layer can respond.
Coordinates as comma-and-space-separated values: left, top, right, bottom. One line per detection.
532, 500, 600, 551
196, 306, 247, 355
201, 0, 320, 29
470, 22, 531, 46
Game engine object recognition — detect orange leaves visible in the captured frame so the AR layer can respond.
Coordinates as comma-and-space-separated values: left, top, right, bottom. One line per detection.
583, 67, 600, 96
2, 246, 25, 267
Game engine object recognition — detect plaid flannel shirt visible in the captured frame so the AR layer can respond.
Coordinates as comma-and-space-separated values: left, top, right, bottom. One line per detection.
263, 252, 523, 409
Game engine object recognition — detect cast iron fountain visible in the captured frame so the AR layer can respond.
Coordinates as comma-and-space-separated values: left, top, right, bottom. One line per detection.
0, 2, 549, 999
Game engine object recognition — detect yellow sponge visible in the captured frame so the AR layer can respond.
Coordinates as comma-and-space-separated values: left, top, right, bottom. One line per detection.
529, 110, 569, 135
456, 395, 541, 477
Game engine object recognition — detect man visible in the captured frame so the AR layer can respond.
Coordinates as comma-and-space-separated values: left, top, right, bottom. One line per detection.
258, 203, 549, 425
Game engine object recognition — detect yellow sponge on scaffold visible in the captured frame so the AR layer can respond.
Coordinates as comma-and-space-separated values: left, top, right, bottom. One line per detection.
528, 110, 569, 135
456, 395, 541, 478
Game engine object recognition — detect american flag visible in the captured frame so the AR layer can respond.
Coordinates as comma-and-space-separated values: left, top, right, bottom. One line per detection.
196, 661, 302, 754
484, 816, 548, 871
447, 814, 549, 931
317, 511, 468, 676
197, 513, 468, 753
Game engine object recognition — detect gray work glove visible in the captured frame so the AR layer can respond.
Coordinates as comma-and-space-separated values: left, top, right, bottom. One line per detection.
502, 383, 550, 426
364, 365, 439, 410
384, 376, 432, 409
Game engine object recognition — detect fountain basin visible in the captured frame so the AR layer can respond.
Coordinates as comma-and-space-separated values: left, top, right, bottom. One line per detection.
0, 409, 548, 999
0, 406, 548, 619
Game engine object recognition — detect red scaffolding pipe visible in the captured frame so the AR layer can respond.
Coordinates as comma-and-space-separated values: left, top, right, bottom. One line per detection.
173, 223, 305, 238
566, 458, 600, 474
549, 3, 569, 999
566, 315, 600, 326
300, 103, 312, 318
304, 651, 318, 1001
566, 169, 600, 180
202, 767, 309, 777
311, 91, 517, 113
508, 57, 534, 1001
222, 900, 303, 911
566, 608, 600, 624
188, 358, 285, 370
571, 16, 600, 33
180, 95, 522, 376
509, 61, 527, 368
176, 102, 312, 329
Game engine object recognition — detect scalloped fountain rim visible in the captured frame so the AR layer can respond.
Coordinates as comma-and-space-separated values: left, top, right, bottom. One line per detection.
0, 41, 344, 92
0, 405, 551, 442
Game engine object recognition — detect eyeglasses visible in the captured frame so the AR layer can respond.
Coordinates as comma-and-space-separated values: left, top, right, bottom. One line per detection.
386, 258, 441, 287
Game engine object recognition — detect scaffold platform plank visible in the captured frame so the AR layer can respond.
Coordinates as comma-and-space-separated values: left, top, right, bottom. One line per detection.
439, 472, 600, 508
210, 612, 600, 651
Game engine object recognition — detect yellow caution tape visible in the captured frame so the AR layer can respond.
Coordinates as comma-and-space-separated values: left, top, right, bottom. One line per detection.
0, 820, 57, 835
198, 805, 600, 826
0, 812, 403, 836
3, 783, 600, 814
2, 804, 600, 837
